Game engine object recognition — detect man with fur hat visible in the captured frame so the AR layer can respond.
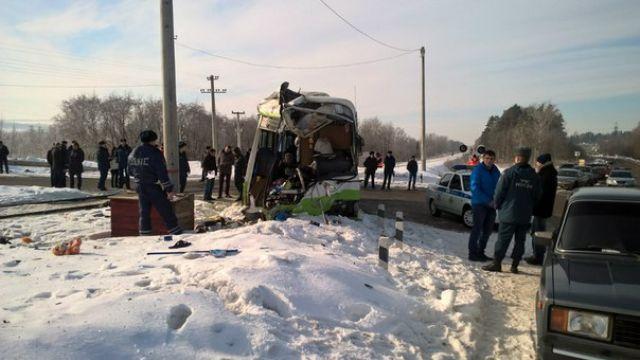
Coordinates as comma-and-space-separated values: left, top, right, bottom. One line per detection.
128, 130, 183, 236
483, 147, 541, 274
525, 153, 558, 265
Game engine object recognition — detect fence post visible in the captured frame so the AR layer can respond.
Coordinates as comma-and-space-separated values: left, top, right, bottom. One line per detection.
378, 236, 390, 270
395, 211, 404, 249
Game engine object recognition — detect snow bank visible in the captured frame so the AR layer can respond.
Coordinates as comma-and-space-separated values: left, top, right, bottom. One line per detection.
0, 185, 95, 206
0, 203, 490, 359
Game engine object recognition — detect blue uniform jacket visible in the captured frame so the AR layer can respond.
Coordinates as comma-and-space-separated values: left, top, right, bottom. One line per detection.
128, 144, 174, 192
494, 163, 542, 224
470, 163, 501, 206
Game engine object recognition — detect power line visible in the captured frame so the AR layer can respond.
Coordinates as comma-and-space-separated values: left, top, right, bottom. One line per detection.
176, 41, 415, 70
0, 84, 160, 88
316, 0, 420, 53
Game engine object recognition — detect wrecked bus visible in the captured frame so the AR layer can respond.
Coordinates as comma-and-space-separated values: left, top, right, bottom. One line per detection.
242, 89, 362, 218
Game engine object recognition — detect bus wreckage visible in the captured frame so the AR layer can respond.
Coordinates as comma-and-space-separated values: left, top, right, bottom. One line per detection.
242, 83, 362, 219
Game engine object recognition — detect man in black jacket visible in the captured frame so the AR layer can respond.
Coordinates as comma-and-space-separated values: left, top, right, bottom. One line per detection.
46, 143, 56, 186
525, 153, 558, 265
96, 141, 110, 191
200, 146, 211, 182
178, 141, 190, 193
382, 151, 396, 190
407, 155, 418, 190
363, 152, 378, 189
0, 141, 9, 174
52, 143, 68, 188
68, 141, 85, 190
202, 148, 217, 201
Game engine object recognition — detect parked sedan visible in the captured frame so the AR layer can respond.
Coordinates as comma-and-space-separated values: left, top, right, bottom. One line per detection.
607, 170, 636, 187
557, 169, 590, 190
534, 188, 640, 359
426, 171, 475, 227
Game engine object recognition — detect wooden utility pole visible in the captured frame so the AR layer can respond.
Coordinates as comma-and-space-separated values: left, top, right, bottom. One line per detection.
420, 46, 426, 171
231, 110, 245, 148
160, 0, 179, 186
200, 76, 227, 152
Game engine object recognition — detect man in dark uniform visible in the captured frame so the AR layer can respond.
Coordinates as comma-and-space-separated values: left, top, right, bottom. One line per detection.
0, 141, 9, 173
178, 141, 190, 193
525, 153, 558, 265
96, 141, 110, 191
483, 147, 541, 274
52, 142, 68, 188
117, 139, 132, 189
382, 151, 396, 190
128, 130, 183, 236
233, 147, 246, 201
68, 141, 85, 190
363, 151, 378, 189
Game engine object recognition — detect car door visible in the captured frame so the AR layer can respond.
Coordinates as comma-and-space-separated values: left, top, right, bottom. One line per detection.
434, 173, 453, 211
447, 174, 464, 214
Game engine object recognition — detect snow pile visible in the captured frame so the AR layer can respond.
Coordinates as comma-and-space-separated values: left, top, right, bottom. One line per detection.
0, 205, 491, 359
0, 185, 95, 206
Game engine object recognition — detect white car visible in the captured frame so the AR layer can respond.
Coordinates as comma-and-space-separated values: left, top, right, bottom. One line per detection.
607, 170, 637, 187
426, 171, 475, 227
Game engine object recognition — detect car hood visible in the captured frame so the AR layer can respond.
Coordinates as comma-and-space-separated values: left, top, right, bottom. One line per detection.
558, 176, 577, 183
552, 256, 640, 315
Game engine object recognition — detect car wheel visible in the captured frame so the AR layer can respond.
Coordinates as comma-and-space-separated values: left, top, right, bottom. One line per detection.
429, 199, 441, 217
462, 206, 474, 228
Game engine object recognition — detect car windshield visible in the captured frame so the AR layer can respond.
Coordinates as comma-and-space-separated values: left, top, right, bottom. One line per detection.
559, 170, 578, 177
611, 171, 632, 178
558, 201, 640, 254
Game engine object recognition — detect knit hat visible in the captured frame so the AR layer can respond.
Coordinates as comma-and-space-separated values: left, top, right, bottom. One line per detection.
515, 147, 532, 162
536, 153, 551, 164
139, 130, 158, 143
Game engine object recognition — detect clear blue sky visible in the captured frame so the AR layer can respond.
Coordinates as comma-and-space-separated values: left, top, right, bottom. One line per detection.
1, 0, 639, 143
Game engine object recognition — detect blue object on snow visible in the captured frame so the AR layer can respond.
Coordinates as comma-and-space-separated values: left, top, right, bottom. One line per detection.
274, 211, 290, 221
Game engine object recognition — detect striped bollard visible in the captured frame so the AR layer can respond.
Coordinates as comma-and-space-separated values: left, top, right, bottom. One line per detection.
378, 236, 391, 270
377, 203, 386, 235
395, 211, 404, 249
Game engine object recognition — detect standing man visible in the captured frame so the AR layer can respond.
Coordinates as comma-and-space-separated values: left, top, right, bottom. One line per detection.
382, 151, 396, 191
218, 145, 234, 198
407, 155, 418, 191
117, 139, 132, 189
61, 140, 70, 182
46, 143, 56, 186
128, 130, 183, 236
202, 148, 217, 201
0, 141, 9, 174
468, 150, 501, 262
52, 143, 67, 188
363, 151, 378, 189
178, 141, 190, 193
200, 146, 211, 182
483, 148, 541, 274
68, 141, 85, 190
233, 147, 246, 201
96, 141, 110, 191
525, 153, 558, 265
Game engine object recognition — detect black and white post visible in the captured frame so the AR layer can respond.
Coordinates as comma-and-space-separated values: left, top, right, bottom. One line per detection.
378, 236, 391, 270
395, 211, 404, 249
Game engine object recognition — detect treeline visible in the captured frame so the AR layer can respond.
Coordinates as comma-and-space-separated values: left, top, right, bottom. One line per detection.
569, 125, 640, 159
2, 94, 258, 160
358, 117, 463, 162
477, 103, 577, 162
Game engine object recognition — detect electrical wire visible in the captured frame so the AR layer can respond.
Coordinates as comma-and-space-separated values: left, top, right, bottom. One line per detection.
316, 0, 420, 53
0, 83, 160, 88
176, 41, 415, 70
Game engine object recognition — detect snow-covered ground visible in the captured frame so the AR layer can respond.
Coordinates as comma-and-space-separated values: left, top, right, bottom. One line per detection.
358, 155, 459, 189
0, 185, 97, 206
0, 199, 539, 359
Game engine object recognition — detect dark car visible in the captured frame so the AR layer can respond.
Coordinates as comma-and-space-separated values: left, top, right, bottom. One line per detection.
534, 188, 640, 359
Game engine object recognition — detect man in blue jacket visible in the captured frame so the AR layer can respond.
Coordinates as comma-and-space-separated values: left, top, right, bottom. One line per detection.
128, 130, 183, 236
483, 147, 541, 273
468, 150, 500, 261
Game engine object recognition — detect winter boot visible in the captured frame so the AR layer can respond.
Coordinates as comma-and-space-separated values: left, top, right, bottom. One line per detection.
524, 256, 542, 266
482, 261, 502, 272
510, 260, 520, 274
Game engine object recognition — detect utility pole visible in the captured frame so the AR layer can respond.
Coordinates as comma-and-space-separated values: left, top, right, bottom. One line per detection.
420, 46, 426, 171
160, 0, 179, 187
200, 76, 227, 152
231, 110, 245, 148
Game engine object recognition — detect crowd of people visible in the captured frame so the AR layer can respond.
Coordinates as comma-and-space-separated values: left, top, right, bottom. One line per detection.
466, 147, 558, 273
363, 151, 419, 191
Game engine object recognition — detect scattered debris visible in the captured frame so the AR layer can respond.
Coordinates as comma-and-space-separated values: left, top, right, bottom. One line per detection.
52, 238, 82, 256
21, 237, 33, 244
168, 240, 191, 249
